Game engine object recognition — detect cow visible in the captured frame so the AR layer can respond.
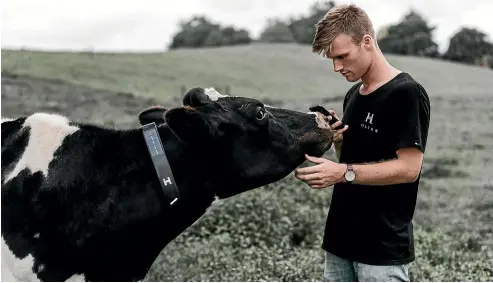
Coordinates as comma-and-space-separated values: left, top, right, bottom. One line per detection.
1, 87, 335, 282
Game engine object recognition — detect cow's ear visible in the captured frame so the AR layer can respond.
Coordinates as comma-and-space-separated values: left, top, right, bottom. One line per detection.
164, 107, 211, 143
183, 87, 212, 107
139, 105, 167, 126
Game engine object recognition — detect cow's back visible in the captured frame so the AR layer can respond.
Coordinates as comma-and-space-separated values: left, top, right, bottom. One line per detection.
2, 113, 79, 184
1, 113, 81, 281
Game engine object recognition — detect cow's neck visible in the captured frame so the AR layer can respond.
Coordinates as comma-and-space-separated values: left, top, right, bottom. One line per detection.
53, 125, 216, 281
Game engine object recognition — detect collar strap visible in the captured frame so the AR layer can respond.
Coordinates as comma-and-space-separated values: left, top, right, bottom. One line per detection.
141, 122, 180, 206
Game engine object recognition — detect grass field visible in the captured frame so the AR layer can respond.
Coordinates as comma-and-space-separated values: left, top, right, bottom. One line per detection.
2, 44, 492, 281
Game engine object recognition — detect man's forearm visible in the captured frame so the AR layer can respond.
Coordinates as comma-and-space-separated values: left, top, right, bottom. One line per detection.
350, 159, 419, 185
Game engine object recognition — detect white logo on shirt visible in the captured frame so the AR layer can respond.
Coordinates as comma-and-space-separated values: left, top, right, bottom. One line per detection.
361, 112, 379, 133
365, 112, 374, 124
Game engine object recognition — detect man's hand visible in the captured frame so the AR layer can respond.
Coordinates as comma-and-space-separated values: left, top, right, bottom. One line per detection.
295, 154, 347, 189
327, 110, 347, 144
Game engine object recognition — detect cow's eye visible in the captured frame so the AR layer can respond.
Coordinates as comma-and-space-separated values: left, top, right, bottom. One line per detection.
256, 107, 266, 120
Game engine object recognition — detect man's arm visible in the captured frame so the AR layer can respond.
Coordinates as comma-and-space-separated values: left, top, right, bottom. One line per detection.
297, 147, 423, 188
346, 147, 424, 185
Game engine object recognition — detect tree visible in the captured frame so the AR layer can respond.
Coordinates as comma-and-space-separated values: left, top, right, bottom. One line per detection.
169, 15, 252, 49
259, 19, 295, 43
443, 27, 493, 65
287, 0, 336, 44
378, 10, 440, 58
256, 0, 336, 45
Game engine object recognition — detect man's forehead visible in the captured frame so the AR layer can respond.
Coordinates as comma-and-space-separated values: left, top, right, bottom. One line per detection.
325, 35, 353, 58
325, 45, 350, 59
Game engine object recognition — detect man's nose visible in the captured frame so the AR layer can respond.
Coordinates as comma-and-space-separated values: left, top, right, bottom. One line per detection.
333, 60, 343, 72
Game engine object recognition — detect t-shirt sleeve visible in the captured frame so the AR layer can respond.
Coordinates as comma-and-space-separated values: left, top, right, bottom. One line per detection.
395, 83, 431, 153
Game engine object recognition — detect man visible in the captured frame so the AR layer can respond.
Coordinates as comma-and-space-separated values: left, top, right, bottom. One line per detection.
294, 4, 431, 282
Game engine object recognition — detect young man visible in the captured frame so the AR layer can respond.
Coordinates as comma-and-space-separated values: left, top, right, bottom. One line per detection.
294, 4, 431, 282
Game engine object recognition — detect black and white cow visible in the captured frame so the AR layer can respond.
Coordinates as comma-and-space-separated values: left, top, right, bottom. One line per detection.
1, 87, 335, 282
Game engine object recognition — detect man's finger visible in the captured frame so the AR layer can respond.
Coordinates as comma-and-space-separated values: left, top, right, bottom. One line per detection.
335, 125, 348, 135
295, 164, 322, 175
298, 173, 323, 182
307, 179, 325, 186
305, 154, 326, 164
328, 110, 338, 118
330, 121, 342, 131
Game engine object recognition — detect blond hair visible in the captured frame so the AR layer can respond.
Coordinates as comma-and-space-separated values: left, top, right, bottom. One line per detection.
312, 4, 375, 57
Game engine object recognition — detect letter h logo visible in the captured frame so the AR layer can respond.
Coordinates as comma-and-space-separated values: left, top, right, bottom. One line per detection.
163, 177, 172, 186
365, 112, 374, 124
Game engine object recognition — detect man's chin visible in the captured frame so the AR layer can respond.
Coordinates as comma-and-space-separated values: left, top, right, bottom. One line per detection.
346, 75, 360, 82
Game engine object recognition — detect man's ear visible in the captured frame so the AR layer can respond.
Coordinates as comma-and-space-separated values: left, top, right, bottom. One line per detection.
164, 107, 212, 143
363, 34, 373, 50
139, 105, 167, 126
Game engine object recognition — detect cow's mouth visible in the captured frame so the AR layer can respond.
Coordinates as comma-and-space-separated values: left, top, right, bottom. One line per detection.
298, 130, 333, 157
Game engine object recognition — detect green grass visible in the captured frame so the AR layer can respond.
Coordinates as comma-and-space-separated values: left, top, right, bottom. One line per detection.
2, 43, 493, 103
2, 44, 493, 281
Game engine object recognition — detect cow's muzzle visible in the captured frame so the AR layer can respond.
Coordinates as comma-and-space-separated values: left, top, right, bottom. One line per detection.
308, 105, 344, 130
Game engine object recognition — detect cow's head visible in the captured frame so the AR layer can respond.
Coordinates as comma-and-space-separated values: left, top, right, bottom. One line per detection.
145, 88, 334, 199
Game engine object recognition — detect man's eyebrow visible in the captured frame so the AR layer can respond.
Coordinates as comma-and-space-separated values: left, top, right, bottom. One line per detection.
327, 52, 348, 59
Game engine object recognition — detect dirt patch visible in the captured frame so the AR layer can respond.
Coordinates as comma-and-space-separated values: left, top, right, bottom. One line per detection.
1, 71, 182, 129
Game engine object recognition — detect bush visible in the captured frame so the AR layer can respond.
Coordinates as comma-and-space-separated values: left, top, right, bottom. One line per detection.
146, 174, 493, 281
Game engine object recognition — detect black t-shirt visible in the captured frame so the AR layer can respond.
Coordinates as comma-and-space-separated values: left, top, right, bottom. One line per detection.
322, 72, 431, 265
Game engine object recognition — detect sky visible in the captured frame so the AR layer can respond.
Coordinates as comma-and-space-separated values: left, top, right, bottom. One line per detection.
2, 0, 493, 53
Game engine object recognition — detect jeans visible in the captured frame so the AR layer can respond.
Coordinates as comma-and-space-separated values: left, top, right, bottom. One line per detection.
324, 251, 411, 282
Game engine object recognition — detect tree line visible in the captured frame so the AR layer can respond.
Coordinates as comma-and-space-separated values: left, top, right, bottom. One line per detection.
168, 0, 493, 69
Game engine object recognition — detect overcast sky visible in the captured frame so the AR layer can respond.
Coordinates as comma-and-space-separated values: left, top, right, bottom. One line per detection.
2, 0, 492, 53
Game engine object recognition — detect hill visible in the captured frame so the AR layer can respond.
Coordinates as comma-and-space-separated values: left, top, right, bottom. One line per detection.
2, 43, 493, 107
1, 44, 492, 281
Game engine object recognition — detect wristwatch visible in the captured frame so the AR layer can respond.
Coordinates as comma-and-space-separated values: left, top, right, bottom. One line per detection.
344, 164, 355, 183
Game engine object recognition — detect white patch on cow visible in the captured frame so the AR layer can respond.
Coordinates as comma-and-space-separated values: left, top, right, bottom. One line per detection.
33, 233, 40, 239
2, 236, 86, 282
65, 274, 86, 281
204, 87, 228, 101
2, 236, 39, 281
3, 113, 79, 184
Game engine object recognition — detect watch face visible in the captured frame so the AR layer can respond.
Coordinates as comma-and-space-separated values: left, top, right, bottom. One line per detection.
345, 171, 355, 181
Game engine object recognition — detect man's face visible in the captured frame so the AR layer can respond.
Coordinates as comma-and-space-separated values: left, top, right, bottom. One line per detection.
326, 33, 372, 82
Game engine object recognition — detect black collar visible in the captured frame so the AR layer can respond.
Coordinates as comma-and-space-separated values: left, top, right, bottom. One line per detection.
141, 122, 180, 207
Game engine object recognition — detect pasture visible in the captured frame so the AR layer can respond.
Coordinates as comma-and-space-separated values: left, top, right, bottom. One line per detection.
2, 43, 492, 281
